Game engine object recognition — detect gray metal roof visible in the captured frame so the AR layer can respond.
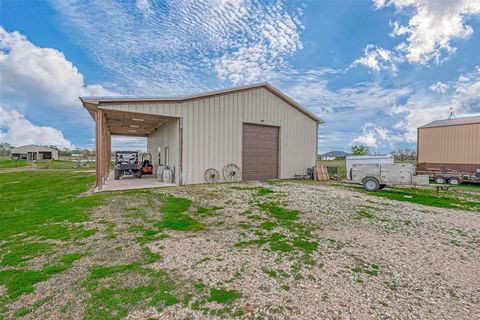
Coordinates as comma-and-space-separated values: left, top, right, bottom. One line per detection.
80, 82, 324, 123
11, 145, 57, 152
419, 116, 480, 128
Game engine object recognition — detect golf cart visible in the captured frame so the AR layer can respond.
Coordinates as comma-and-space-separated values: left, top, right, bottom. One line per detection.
141, 152, 154, 175
114, 151, 142, 180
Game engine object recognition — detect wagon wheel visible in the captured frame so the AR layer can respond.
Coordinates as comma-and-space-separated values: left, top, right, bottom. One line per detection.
204, 168, 220, 183
223, 163, 241, 182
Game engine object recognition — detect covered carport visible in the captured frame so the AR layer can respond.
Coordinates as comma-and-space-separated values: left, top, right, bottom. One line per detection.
81, 99, 178, 191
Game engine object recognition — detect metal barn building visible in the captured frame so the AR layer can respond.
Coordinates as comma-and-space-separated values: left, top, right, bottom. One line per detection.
81, 83, 323, 190
10, 145, 59, 160
417, 116, 480, 173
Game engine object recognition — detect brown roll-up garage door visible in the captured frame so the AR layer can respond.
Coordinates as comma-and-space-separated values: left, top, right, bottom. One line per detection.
242, 123, 279, 181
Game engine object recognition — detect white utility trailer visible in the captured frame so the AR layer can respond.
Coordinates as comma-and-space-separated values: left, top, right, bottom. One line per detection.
346, 154, 394, 180
351, 163, 429, 191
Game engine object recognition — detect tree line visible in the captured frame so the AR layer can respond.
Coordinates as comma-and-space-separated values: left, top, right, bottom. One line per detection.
351, 145, 416, 161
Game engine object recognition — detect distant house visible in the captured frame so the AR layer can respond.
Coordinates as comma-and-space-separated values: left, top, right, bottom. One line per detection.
10, 145, 58, 160
320, 151, 349, 161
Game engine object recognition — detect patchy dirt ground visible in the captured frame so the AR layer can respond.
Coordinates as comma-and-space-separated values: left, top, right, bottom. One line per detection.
2, 180, 480, 319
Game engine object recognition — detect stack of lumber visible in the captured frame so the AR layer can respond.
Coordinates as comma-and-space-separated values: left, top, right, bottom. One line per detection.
315, 164, 329, 181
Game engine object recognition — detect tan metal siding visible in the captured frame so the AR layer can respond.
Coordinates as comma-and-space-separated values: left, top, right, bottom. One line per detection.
418, 123, 480, 164
147, 118, 179, 182
101, 87, 317, 184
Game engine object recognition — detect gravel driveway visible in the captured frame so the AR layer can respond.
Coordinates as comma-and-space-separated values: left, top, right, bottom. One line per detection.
5, 180, 480, 320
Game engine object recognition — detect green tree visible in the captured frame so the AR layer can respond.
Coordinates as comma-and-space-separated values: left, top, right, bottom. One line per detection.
351, 145, 369, 155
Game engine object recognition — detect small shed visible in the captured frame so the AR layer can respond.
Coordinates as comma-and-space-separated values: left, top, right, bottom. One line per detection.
10, 145, 59, 160
417, 116, 480, 173
81, 83, 324, 189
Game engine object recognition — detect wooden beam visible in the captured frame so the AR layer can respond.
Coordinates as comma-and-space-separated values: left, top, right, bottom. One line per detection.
95, 109, 112, 190
95, 111, 102, 190
107, 130, 111, 180
99, 110, 105, 189
108, 132, 149, 137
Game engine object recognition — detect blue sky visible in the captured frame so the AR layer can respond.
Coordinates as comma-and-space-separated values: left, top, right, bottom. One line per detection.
1, 0, 479, 153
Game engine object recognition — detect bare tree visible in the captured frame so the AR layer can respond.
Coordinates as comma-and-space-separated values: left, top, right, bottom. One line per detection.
391, 149, 416, 161
0, 143, 13, 156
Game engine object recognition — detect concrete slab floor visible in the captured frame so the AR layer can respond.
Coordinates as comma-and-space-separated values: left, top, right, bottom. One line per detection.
96, 173, 176, 192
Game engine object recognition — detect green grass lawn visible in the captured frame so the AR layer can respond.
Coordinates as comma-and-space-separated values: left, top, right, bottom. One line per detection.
374, 187, 480, 211
0, 157, 29, 169
0, 171, 102, 304
0, 157, 95, 171
338, 182, 480, 212
34, 160, 76, 169
0, 171, 101, 240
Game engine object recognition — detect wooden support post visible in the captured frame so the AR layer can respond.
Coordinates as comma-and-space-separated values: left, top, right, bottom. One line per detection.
106, 130, 111, 179
95, 111, 101, 190
103, 120, 109, 183
95, 110, 105, 190
99, 112, 111, 184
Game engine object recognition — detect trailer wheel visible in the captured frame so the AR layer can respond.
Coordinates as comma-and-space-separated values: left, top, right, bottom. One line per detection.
447, 177, 461, 185
434, 176, 446, 184
362, 177, 380, 192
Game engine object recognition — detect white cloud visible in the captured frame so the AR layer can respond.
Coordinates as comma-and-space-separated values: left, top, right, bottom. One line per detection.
351, 44, 400, 72
50, 0, 303, 90
280, 69, 412, 114
136, 0, 153, 15
352, 132, 378, 148
0, 27, 115, 108
454, 66, 480, 103
280, 66, 476, 150
278, 70, 413, 151
111, 136, 147, 151
352, 123, 400, 148
429, 81, 449, 93
214, 2, 303, 83
0, 27, 116, 148
392, 66, 480, 141
374, 0, 480, 65
0, 106, 72, 148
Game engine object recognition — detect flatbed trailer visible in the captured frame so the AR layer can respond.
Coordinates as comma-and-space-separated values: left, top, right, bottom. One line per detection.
416, 169, 480, 185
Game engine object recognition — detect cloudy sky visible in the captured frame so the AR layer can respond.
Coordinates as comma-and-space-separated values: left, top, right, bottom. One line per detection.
1, 0, 479, 153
